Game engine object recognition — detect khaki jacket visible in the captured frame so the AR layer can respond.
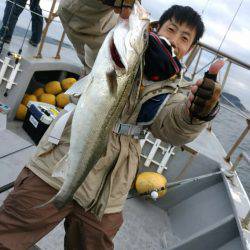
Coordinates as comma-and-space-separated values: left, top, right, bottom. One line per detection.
27, 0, 207, 219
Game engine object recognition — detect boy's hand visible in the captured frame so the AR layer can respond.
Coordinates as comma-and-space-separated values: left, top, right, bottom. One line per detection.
187, 59, 225, 121
102, 0, 136, 19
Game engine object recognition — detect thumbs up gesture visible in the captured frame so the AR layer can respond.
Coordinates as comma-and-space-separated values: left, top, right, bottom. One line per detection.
187, 59, 225, 121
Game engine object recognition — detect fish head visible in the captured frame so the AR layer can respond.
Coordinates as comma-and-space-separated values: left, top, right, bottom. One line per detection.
111, 1, 150, 71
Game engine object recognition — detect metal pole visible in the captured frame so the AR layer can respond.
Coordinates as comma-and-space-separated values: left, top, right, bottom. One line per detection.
231, 152, 250, 172
185, 44, 200, 69
242, 210, 250, 230
54, 30, 66, 60
207, 121, 212, 131
35, 0, 57, 58
225, 119, 250, 162
221, 61, 232, 89
191, 48, 202, 80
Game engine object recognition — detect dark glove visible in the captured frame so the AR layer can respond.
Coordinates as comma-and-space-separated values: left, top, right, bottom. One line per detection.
101, 0, 136, 8
189, 59, 225, 121
190, 71, 221, 121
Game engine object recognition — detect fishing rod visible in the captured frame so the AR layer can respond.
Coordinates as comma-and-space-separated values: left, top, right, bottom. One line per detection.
0, 182, 14, 193
0, 169, 224, 195
3, 17, 32, 97
0, 144, 34, 194
127, 170, 231, 200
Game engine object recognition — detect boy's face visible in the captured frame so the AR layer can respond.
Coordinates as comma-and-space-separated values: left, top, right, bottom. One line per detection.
157, 18, 196, 59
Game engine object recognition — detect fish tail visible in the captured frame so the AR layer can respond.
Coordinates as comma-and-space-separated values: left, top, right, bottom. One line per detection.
31, 197, 55, 210
32, 194, 72, 210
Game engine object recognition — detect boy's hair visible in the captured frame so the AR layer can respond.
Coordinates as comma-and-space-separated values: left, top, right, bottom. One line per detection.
158, 5, 205, 45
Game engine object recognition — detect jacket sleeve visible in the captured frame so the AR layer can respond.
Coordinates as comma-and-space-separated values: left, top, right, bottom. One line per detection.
58, 0, 118, 71
149, 93, 207, 146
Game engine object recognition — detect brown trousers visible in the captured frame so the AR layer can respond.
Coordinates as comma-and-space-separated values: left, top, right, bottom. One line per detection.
0, 168, 123, 250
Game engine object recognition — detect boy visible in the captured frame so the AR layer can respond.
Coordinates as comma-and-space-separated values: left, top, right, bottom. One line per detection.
0, 1, 223, 249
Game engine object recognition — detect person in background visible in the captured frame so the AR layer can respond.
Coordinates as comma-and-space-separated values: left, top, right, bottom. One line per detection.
0, 0, 43, 47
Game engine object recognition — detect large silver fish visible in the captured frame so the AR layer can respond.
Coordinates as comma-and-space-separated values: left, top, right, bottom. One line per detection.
49, 1, 150, 209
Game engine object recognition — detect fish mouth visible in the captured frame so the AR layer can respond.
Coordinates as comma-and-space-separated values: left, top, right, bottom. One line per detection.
110, 38, 125, 69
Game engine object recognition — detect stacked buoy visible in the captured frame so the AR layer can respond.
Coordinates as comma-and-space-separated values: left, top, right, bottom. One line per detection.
15, 77, 77, 120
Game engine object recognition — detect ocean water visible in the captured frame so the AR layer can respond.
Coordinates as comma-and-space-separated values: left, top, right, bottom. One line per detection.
212, 106, 250, 196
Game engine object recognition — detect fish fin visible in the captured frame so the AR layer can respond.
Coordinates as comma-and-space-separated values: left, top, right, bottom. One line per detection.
33, 194, 72, 210
65, 74, 93, 97
106, 69, 117, 95
52, 154, 69, 179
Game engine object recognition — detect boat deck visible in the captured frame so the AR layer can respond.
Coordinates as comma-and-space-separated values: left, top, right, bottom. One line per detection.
0, 34, 249, 249
0, 121, 245, 250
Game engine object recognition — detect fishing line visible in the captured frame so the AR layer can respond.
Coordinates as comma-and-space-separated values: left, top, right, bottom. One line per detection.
194, 0, 245, 76
201, 0, 211, 15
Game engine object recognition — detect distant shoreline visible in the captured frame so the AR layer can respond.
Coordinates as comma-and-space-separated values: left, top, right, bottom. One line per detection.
221, 92, 248, 112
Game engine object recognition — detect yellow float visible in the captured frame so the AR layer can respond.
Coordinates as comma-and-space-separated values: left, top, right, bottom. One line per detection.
39, 93, 56, 106
61, 78, 77, 91
56, 93, 70, 108
44, 81, 62, 95
21, 94, 37, 106
33, 87, 45, 98
15, 104, 27, 120
135, 172, 167, 198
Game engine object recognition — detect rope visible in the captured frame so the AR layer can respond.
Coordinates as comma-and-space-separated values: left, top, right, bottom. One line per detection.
5, 0, 61, 23
194, 0, 245, 75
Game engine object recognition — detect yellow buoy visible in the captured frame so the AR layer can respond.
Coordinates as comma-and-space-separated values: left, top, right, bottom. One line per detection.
15, 104, 27, 120
39, 93, 56, 106
21, 94, 37, 106
44, 81, 62, 95
61, 78, 77, 91
33, 87, 45, 98
135, 172, 167, 198
56, 93, 70, 108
